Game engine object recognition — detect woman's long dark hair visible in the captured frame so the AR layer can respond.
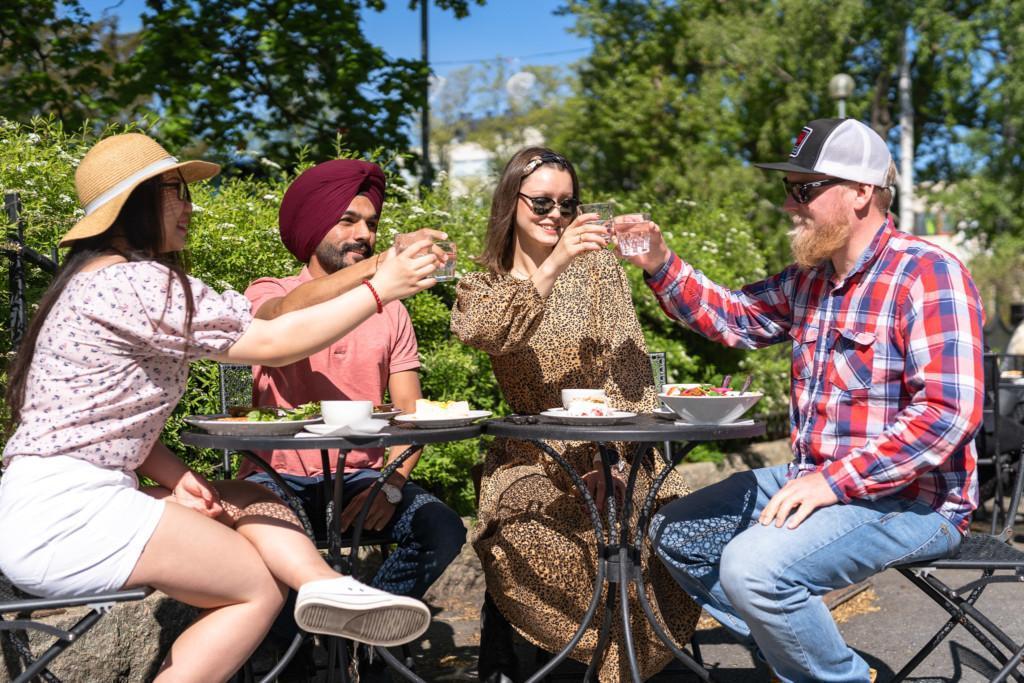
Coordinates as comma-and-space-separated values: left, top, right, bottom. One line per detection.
478, 146, 580, 274
5, 175, 195, 428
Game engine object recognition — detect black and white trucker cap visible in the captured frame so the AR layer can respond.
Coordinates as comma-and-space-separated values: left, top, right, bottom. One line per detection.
755, 118, 892, 187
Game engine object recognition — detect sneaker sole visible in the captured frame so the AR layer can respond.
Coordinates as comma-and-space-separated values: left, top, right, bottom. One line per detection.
295, 599, 430, 647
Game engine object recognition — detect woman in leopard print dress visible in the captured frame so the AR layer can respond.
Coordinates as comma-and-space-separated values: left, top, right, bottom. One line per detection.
451, 147, 700, 682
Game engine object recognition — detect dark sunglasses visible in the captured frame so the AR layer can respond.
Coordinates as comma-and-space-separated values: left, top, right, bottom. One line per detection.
518, 193, 580, 220
161, 180, 192, 203
782, 177, 847, 204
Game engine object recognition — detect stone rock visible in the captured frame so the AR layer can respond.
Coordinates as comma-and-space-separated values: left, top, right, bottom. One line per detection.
1, 592, 195, 683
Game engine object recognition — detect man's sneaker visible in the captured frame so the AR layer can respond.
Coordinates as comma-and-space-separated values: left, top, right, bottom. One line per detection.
294, 576, 430, 647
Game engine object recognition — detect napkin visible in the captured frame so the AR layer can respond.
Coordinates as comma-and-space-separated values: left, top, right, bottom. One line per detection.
296, 418, 388, 438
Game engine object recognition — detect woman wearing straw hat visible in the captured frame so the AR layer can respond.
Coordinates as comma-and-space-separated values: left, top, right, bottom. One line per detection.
0, 133, 441, 681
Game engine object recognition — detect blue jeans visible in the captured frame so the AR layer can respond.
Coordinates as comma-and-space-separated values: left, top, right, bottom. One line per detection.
247, 469, 466, 598
649, 464, 961, 683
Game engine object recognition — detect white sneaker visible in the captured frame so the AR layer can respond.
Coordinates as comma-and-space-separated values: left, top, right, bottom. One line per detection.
294, 576, 430, 647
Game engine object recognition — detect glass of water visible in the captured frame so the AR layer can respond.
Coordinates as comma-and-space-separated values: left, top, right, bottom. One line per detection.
579, 202, 614, 235
613, 213, 652, 256
393, 234, 458, 282
431, 241, 457, 282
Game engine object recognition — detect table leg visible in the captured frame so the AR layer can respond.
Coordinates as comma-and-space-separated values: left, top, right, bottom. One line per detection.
524, 439, 609, 683
612, 441, 653, 683
629, 441, 714, 680
339, 445, 428, 683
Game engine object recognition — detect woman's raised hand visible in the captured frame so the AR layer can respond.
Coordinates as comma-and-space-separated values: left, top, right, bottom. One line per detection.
552, 212, 609, 266
368, 239, 440, 302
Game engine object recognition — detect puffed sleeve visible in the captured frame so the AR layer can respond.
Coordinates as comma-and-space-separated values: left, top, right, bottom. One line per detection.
85, 262, 252, 361
450, 271, 547, 356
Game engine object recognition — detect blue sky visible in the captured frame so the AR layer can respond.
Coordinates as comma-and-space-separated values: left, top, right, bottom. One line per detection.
75, 0, 591, 79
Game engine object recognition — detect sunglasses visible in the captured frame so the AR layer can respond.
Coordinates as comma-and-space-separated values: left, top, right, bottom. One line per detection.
518, 193, 580, 220
161, 180, 192, 203
782, 177, 847, 204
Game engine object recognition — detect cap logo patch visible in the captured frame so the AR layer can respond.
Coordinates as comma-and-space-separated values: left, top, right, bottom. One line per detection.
790, 127, 813, 158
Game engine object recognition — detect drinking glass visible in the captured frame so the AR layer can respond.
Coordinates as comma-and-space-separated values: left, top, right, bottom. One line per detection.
613, 213, 652, 256
393, 234, 458, 282
431, 241, 457, 282
579, 202, 614, 235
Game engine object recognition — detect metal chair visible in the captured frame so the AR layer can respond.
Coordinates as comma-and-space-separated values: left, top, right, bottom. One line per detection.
0, 572, 150, 683
889, 440, 1024, 682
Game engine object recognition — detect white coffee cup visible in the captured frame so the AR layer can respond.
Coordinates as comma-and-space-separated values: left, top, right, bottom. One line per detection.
321, 400, 373, 426
560, 389, 607, 410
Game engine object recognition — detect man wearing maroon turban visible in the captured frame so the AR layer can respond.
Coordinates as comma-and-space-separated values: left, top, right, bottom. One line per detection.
239, 160, 466, 665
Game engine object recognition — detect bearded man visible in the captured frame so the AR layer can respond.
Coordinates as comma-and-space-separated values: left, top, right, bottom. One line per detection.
619, 118, 984, 683
241, 159, 465, 612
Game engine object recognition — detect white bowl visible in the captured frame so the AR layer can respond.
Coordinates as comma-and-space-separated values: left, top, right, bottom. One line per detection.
560, 388, 607, 410
321, 400, 373, 426
658, 384, 762, 424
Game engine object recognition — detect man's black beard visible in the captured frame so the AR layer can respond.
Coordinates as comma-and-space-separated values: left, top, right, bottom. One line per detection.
315, 239, 372, 274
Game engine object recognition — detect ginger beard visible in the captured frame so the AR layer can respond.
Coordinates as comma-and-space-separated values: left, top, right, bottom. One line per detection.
788, 212, 851, 270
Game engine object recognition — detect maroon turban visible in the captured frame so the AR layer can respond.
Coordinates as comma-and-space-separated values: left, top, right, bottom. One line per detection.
278, 159, 386, 263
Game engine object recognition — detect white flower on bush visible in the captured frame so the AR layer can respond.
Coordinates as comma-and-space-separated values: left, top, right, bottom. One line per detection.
259, 158, 282, 171
262, 193, 277, 201
192, 204, 205, 212
26, 133, 40, 144
410, 206, 425, 215
59, 194, 73, 204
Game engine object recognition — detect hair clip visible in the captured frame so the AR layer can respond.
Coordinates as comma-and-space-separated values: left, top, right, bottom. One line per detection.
521, 152, 567, 178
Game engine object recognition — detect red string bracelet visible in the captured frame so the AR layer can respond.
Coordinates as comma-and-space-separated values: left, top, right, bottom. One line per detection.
362, 279, 383, 314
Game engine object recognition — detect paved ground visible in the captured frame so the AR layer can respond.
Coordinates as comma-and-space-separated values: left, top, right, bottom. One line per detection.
365, 523, 1024, 682
267, 504, 1024, 682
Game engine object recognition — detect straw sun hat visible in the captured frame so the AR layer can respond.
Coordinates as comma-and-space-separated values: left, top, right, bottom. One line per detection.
60, 133, 220, 246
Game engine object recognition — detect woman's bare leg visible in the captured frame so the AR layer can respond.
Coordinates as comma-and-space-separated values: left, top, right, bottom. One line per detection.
123, 501, 287, 683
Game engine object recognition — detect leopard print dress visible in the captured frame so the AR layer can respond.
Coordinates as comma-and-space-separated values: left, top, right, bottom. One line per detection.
451, 249, 700, 682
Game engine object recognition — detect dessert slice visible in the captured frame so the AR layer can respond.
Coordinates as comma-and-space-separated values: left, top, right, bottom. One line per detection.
566, 396, 613, 417
415, 399, 470, 418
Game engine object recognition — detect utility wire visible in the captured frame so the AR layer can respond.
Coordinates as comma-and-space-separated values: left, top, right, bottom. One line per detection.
432, 47, 589, 66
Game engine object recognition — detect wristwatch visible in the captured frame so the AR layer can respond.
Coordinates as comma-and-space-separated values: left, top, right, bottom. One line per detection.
380, 481, 403, 505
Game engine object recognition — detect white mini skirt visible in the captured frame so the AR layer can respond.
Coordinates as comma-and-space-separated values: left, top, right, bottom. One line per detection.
0, 454, 165, 598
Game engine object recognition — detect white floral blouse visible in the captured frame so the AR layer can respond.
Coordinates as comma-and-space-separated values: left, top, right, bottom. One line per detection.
2, 261, 252, 471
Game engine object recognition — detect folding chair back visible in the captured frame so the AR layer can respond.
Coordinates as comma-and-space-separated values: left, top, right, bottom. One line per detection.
0, 572, 150, 683
890, 442, 1024, 682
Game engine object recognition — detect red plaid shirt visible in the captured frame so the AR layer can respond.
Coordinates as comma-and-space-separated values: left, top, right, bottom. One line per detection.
646, 219, 984, 532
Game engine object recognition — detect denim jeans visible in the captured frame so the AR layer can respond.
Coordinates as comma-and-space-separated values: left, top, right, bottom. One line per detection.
247, 469, 466, 598
649, 464, 961, 683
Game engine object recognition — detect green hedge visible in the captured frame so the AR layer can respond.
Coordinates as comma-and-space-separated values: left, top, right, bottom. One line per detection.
0, 118, 789, 514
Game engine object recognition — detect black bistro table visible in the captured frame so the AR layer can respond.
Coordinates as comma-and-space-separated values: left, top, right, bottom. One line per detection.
482, 413, 764, 683
181, 422, 482, 683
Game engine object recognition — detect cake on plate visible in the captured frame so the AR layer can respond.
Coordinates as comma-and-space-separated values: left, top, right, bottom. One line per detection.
566, 396, 613, 417
415, 399, 470, 418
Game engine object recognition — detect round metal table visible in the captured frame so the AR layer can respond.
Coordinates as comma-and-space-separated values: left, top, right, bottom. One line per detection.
482, 414, 764, 683
181, 422, 482, 683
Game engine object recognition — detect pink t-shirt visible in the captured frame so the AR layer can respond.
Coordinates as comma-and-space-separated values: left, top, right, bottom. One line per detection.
241, 267, 420, 477
3, 261, 252, 470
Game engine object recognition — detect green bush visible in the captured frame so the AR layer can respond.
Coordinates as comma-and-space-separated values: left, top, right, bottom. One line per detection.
0, 118, 792, 512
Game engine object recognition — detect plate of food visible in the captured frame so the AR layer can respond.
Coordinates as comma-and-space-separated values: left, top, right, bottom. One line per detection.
539, 408, 638, 426
372, 403, 404, 420
658, 383, 762, 425
392, 399, 491, 428
184, 403, 322, 436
